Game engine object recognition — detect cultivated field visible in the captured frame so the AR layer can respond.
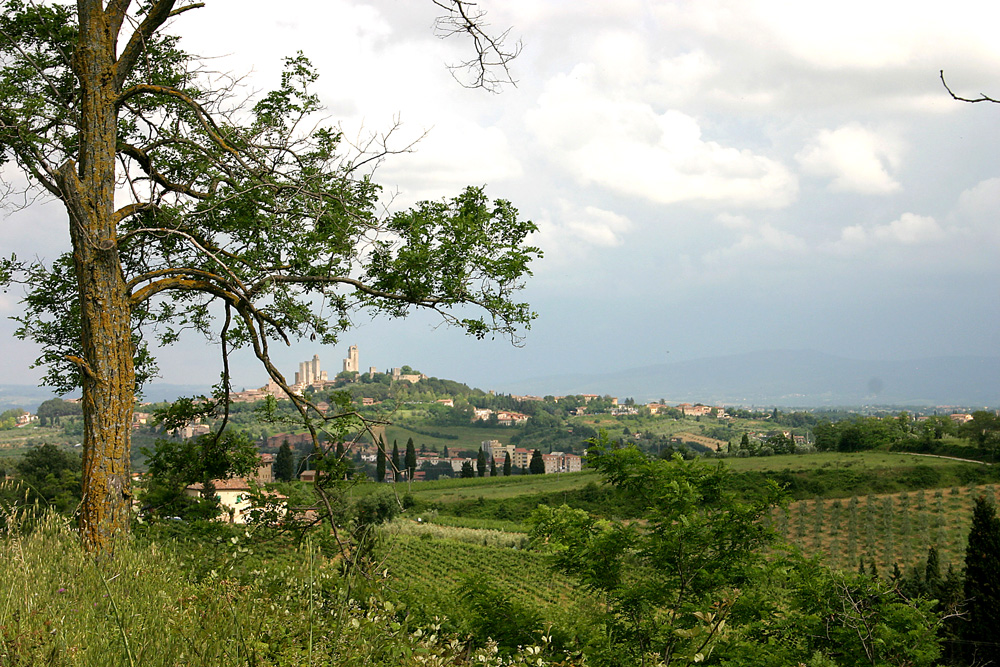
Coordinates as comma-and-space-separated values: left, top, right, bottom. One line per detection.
774, 483, 998, 574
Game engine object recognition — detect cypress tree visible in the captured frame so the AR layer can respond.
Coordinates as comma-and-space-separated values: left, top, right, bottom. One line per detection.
490, 457, 497, 477
503, 452, 511, 476
924, 546, 941, 598
376, 436, 386, 482
405, 437, 416, 479
529, 449, 545, 475
476, 449, 486, 477
392, 440, 400, 479
274, 440, 295, 482
964, 495, 1000, 656
443, 446, 450, 458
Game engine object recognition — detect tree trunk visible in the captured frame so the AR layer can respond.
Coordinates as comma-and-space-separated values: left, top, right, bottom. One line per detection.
60, 2, 135, 553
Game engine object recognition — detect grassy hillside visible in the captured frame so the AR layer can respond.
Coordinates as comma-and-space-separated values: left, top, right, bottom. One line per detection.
721, 451, 984, 473
382, 423, 517, 452
400, 470, 599, 503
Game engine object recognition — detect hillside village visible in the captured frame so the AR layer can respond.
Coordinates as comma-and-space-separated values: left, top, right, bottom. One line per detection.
3, 348, 995, 532
3, 349, 1000, 667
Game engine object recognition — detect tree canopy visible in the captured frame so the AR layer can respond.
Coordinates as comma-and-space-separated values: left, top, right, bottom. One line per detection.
0, 0, 537, 552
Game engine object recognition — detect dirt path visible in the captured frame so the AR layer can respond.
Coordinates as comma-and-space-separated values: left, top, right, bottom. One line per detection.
898, 452, 990, 465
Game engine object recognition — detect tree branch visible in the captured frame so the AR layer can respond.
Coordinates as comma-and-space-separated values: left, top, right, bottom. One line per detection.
118, 141, 216, 199
940, 70, 1000, 104
433, 0, 521, 92
114, 0, 176, 91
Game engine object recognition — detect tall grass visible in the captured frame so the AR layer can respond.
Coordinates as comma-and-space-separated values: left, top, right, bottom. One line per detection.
0, 494, 560, 666
384, 517, 529, 549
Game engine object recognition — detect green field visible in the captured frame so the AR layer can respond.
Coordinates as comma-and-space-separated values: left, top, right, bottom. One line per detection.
721, 450, 984, 472
382, 423, 518, 452
0, 426, 78, 450
355, 469, 600, 504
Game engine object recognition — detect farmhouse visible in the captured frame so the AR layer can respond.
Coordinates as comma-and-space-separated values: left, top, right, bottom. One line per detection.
185, 453, 286, 524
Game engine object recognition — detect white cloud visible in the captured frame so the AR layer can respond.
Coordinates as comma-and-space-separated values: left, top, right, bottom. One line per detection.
525, 66, 797, 209
564, 205, 633, 247
653, 0, 1000, 71
874, 213, 944, 244
954, 177, 1000, 231
530, 200, 633, 267
701, 222, 806, 267
836, 213, 944, 247
796, 124, 902, 194
377, 121, 523, 206
716, 212, 753, 230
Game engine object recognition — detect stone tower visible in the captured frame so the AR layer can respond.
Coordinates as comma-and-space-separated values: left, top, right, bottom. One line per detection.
343, 345, 359, 373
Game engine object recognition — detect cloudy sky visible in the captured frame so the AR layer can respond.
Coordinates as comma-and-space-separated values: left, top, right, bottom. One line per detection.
3, 0, 1000, 394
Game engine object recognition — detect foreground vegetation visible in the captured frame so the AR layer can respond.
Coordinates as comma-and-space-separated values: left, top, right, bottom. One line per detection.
11, 433, 997, 666
5, 390, 1000, 665
0, 509, 565, 667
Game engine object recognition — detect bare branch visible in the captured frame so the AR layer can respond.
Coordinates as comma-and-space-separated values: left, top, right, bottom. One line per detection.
941, 70, 1000, 104
432, 0, 521, 92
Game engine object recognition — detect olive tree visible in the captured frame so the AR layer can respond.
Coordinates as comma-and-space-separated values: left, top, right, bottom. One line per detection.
0, 0, 536, 553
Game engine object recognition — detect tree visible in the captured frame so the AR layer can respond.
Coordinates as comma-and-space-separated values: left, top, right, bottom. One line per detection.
503, 451, 511, 476
405, 437, 417, 480
924, 545, 941, 599
529, 448, 544, 474
14, 443, 83, 514
274, 440, 295, 482
964, 495, 1000, 662
392, 440, 400, 479
476, 448, 486, 477
376, 436, 386, 483
460, 460, 474, 478
35, 398, 82, 427
961, 411, 1000, 462
0, 1, 534, 553
529, 433, 784, 664
490, 456, 497, 477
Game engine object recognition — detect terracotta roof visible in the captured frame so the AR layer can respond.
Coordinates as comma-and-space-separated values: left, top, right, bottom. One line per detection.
186, 478, 253, 491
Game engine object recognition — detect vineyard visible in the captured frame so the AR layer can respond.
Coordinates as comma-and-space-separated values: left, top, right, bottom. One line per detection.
772, 483, 999, 574
376, 529, 597, 642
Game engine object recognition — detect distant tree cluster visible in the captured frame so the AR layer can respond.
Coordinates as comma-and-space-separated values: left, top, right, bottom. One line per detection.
0, 409, 26, 430
0, 444, 83, 514
812, 416, 911, 452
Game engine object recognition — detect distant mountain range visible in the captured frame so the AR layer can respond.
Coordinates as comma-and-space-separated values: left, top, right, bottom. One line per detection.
0, 384, 212, 413
3, 350, 998, 412
497, 350, 1000, 408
